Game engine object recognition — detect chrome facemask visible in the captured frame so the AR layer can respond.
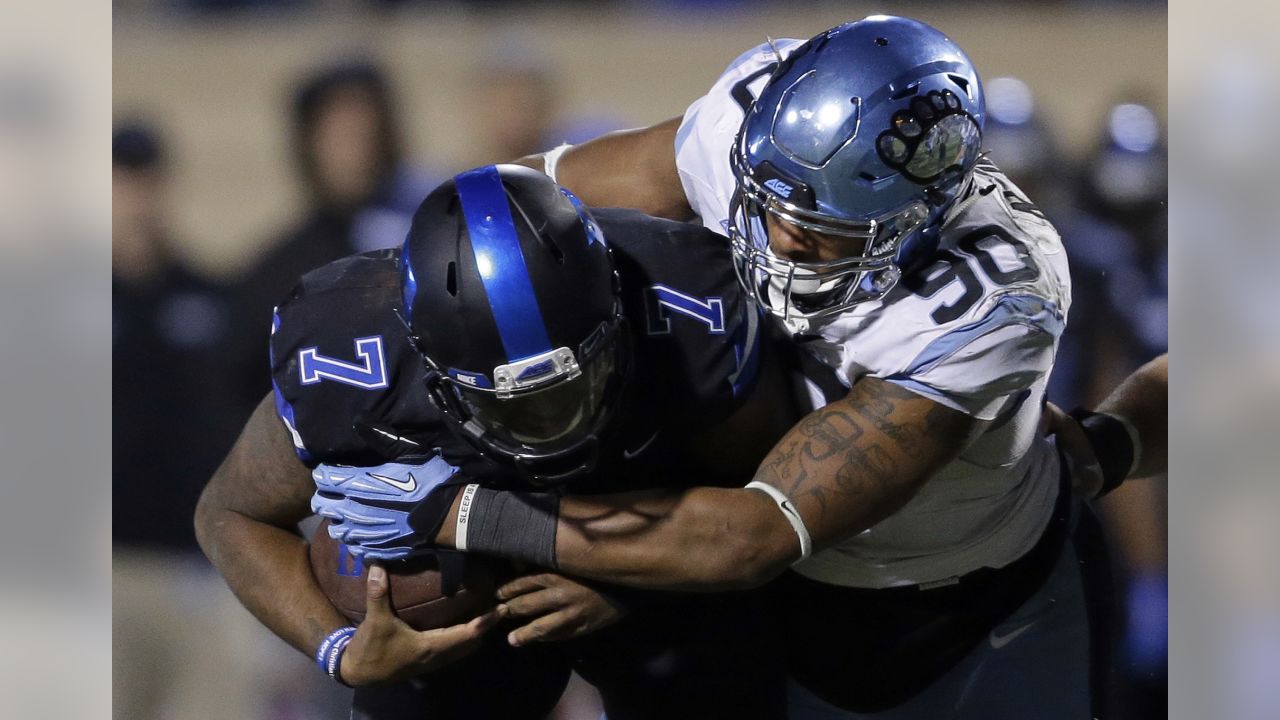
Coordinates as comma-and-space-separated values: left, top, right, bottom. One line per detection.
728, 150, 929, 323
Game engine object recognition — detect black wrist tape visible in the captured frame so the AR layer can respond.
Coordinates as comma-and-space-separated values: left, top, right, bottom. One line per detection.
1068, 408, 1135, 497
464, 487, 560, 568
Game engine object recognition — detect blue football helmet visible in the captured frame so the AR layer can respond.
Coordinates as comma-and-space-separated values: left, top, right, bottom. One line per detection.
400, 164, 628, 486
730, 16, 986, 321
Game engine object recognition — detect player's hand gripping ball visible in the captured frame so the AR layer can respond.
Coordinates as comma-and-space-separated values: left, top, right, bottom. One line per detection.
335, 562, 506, 687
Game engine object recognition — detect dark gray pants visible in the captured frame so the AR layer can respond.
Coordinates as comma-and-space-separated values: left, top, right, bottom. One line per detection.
787, 521, 1092, 719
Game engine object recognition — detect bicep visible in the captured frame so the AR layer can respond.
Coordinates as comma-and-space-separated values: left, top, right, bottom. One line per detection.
753, 377, 984, 549
199, 392, 315, 528
543, 117, 693, 221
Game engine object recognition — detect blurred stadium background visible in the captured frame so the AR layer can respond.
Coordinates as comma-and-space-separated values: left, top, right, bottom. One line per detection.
112, 1, 1167, 719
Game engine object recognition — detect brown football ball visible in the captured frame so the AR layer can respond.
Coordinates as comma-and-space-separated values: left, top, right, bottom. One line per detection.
308, 519, 500, 630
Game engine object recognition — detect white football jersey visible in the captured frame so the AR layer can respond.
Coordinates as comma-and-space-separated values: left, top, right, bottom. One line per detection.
677, 42, 1073, 588
676, 40, 805, 235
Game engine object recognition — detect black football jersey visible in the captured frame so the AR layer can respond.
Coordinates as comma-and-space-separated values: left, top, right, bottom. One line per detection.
269, 208, 762, 492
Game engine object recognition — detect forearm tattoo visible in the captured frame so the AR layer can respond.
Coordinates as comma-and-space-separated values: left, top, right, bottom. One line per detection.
754, 379, 964, 529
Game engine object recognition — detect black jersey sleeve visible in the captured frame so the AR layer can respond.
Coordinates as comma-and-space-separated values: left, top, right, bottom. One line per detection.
268, 250, 446, 467
593, 208, 763, 430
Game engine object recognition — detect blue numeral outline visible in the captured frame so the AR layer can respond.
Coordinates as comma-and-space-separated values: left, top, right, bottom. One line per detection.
298, 336, 389, 389
646, 285, 726, 335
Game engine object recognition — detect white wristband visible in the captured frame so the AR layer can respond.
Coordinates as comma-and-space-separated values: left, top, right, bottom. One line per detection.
543, 143, 573, 182
745, 481, 813, 562
454, 484, 480, 551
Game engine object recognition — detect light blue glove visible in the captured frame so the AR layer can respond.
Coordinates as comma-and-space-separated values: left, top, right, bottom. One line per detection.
310, 455, 465, 561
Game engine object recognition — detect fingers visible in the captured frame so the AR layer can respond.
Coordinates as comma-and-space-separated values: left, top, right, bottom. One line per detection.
1053, 419, 1104, 497
1040, 401, 1069, 437
1040, 403, 1105, 495
470, 606, 507, 633
410, 609, 502, 669
413, 607, 503, 649
507, 610, 577, 647
495, 573, 556, 602
496, 588, 565, 620
364, 564, 394, 622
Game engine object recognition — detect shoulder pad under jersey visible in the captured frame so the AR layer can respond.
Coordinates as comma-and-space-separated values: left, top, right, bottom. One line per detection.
594, 208, 763, 427
797, 165, 1072, 420
269, 250, 447, 466
674, 38, 805, 234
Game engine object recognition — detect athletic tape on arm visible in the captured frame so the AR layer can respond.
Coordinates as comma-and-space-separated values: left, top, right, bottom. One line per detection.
453, 486, 559, 568
1069, 408, 1141, 496
543, 143, 574, 182
1109, 412, 1143, 478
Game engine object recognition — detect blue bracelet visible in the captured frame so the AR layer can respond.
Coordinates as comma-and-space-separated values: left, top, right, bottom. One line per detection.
315, 626, 358, 683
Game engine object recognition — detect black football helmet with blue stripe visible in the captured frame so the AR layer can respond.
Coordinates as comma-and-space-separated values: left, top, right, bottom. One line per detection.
400, 164, 628, 485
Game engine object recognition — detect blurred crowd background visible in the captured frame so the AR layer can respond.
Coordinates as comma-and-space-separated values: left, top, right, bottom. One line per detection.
113, 1, 1167, 719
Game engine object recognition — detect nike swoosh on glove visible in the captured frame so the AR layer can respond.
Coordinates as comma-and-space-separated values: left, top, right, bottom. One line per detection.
311, 455, 470, 561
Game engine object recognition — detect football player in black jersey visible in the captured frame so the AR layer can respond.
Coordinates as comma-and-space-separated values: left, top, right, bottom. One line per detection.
196, 165, 795, 719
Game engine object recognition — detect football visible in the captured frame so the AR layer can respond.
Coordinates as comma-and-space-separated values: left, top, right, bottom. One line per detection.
308, 519, 501, 630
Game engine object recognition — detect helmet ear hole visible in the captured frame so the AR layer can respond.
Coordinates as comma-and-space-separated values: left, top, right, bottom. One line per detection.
446, 262, 457, 296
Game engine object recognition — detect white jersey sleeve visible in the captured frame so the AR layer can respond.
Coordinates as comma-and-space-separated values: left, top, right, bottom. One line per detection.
675, 40, 804, 235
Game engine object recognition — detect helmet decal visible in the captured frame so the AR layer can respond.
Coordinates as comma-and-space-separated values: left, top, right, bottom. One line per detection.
455, 166, 554, 363
875, 90, 981, 185
447, 368, 494, 389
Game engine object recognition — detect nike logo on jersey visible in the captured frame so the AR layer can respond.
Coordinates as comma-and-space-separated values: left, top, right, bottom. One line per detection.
368, 471, 417, 493
988, 621, 1036, 649
622, 431, 661, 460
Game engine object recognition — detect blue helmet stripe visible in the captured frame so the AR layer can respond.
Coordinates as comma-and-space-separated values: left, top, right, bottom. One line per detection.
454, 166, 553, 362
400, 234, 418, 326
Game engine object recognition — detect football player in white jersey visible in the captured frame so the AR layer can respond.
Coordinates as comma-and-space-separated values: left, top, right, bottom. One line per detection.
530, 17, 1086, 717
323, 15, 1161, 719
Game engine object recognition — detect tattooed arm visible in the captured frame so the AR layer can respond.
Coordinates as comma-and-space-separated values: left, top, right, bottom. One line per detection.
436, 377, 983, 591
749, 377, 982, 549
